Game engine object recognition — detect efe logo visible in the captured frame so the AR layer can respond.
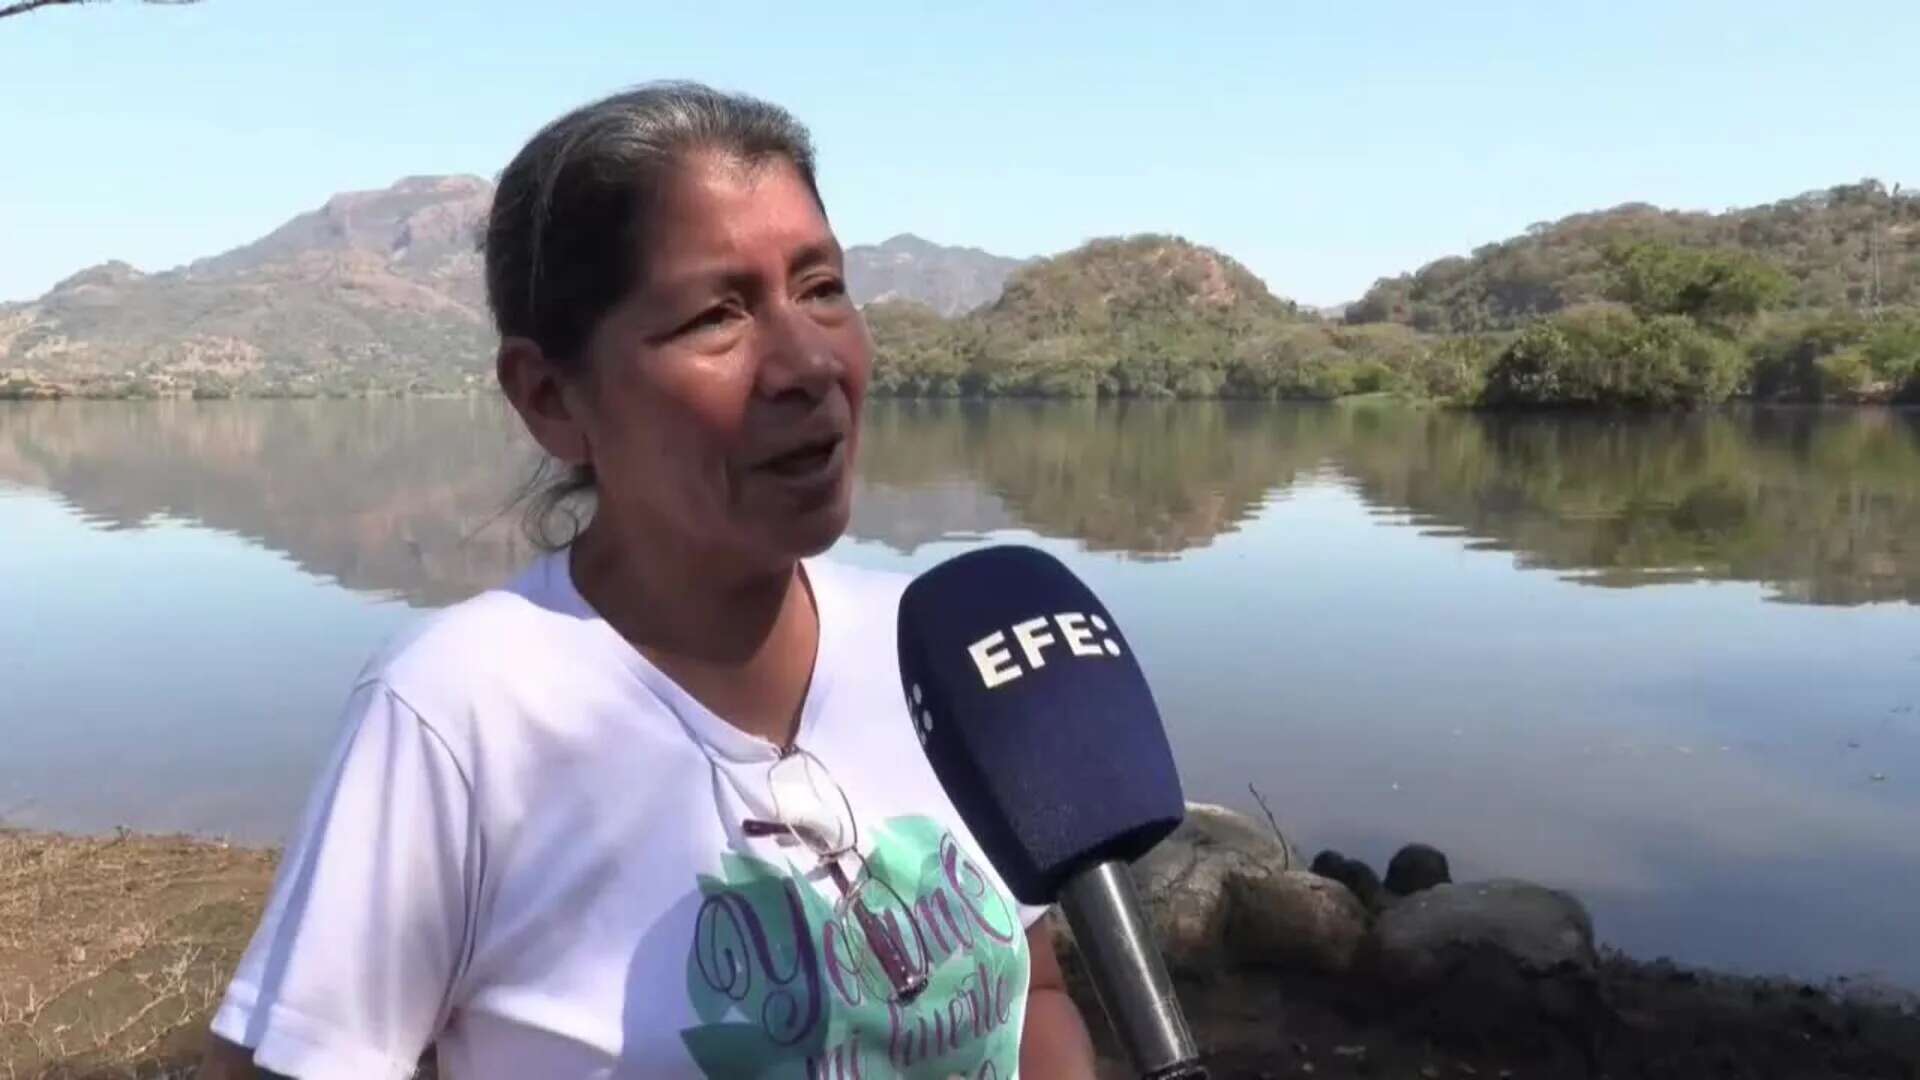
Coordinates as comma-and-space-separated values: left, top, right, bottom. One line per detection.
967, 612, 1123, 690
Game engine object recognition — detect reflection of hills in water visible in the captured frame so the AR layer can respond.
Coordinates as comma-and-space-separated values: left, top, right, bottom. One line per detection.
855, 401, 1319, 559
3, 399, 1917, 606
847, 482, 1019, 553
1335, 406, 1920, 605
0, 398, 540, 606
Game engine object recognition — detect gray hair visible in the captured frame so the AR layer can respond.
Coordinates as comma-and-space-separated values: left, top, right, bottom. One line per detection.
482, 81, 821, 548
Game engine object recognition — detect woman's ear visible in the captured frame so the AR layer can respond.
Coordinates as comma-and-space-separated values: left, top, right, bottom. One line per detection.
498, 336, 592, 467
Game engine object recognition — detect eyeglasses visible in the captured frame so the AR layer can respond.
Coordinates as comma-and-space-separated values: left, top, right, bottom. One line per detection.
741, 746, 931, 1005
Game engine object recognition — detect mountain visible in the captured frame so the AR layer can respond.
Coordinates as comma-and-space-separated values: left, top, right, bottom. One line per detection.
1347, 179, 1920, 333
187, 175, 492, 290
1, 175, 496, 398
844, 233, 1026, 316
0, 186, 1029, 398
10, 173, 1913, 406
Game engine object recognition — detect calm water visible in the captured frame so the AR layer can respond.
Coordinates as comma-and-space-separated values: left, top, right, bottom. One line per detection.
2, 398, 1917, 987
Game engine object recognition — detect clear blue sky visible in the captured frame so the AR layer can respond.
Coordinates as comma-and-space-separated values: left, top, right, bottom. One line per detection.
3, 0, 1916, 306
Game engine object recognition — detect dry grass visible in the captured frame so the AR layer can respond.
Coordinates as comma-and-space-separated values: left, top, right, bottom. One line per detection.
0, 829, 275, 1079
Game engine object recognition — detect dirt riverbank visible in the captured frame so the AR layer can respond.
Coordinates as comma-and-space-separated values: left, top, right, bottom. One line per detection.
3, 828, 1915, 1079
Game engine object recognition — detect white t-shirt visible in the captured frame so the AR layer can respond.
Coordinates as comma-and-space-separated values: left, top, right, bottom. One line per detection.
212, 551, 1047, 1079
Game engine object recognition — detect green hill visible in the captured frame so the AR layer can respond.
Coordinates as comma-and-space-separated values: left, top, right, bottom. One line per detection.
868, 182, 1920, 408
868, 234, 1505, 401
1347, 180, 1920, 333
869, 234, 1317, 398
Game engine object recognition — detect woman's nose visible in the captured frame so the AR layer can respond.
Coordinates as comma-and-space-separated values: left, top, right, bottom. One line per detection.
754, 303, 844, 401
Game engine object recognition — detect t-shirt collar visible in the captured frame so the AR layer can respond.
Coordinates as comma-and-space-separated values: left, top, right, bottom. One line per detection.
541, 546, 847, 765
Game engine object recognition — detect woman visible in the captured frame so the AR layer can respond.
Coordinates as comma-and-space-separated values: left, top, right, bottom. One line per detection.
203, 82, 1098, 1078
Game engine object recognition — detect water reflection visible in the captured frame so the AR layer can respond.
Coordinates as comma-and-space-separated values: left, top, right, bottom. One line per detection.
4, 399, 1918, 985
2, 399, 1917, 606
855, 401, 1331, 559
1338, 407, 1920, 606
0, 398, 536, 605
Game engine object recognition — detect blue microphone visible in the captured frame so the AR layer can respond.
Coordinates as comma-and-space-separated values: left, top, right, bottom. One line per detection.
898, 545, 1205, 1079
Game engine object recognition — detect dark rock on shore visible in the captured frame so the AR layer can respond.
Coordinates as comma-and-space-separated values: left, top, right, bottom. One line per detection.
1123, 810, 1610, 1044
1055, 805, 1920, 1077
1384, 842, 1452, 896
1310, 849, 1385, 913
1367, 878, 1605, 1053
1372, 878, 1596, 983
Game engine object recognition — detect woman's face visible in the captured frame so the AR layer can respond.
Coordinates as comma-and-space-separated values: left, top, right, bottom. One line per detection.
568, 151, 871, 569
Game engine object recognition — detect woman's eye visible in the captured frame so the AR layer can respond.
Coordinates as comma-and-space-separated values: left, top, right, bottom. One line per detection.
804, 277, 848, 303
679, 305, 742, 337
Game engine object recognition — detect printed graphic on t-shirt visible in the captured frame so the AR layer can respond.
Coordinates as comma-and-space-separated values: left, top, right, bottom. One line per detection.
681, 815, 1031, 1078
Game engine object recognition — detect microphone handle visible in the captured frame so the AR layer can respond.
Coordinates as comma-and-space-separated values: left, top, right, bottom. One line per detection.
1058, 860, 1209, 1080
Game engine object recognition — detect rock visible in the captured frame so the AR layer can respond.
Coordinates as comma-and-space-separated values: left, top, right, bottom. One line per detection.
1131, 823, 1237, 973
1225, 870, 1370, 975
1180, 802, 1308, 870
1384, 843, 1451, 896
1311, 849, 1385, 913
1372, 878, 1596, 984
1129, 803, 1361, 975
1369, 879, 1604, 1041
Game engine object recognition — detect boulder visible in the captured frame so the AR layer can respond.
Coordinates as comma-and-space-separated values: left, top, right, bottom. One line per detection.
1311, 849, 1385, 913
1131, 835, 1236, 973
1224, 870, 1370, 975
1128, 803, 1363, 975
1384, 843, 1452, 896
1367, 879, 1604, 1039
1161, 802, 1307, 873
1371, 878, 1597, 984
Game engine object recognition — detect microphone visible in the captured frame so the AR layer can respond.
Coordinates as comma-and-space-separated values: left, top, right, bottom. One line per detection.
897, 544, 1207, 1080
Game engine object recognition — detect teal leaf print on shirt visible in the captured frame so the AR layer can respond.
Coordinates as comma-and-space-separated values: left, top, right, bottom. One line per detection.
681, 815, 1031, 1079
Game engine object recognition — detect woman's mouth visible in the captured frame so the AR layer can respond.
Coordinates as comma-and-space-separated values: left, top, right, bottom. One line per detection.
756, 435, 844, 479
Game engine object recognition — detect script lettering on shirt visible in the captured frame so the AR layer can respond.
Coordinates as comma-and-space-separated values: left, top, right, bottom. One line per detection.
685, 820, 1027, 1076
689, 881, 825, 1046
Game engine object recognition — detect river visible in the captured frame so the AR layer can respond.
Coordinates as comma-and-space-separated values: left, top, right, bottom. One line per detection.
1, 398, 1916, 988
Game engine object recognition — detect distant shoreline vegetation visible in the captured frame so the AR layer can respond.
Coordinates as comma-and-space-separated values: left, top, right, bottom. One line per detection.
7, 181, 1916, 408
0, 378, 485, 401
860, 275, 1920, 409
858, 190, 1920, 408
0, 359, 492, 401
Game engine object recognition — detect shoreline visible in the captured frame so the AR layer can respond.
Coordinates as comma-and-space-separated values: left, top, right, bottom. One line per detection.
5, 385, 1919, 409
5, 825, 1916, 1078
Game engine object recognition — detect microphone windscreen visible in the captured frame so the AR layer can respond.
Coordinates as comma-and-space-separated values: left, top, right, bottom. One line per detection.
897, 545, 1185, 904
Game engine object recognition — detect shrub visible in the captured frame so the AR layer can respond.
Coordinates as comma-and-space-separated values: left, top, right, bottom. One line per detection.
1481, 306, 1743, 407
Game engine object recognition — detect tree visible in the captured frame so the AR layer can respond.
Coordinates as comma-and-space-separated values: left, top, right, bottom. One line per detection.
1602, 240, 1791, 330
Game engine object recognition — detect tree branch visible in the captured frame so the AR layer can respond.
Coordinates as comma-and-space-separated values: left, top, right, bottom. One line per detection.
0, 0, 88, 19
0, 0, 197, 19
